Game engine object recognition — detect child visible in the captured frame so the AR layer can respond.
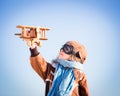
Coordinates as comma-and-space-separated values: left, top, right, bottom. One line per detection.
27, 40, 89, 96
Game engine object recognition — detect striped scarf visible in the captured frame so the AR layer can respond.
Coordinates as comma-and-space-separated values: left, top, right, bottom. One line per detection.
47, 59, 83, 96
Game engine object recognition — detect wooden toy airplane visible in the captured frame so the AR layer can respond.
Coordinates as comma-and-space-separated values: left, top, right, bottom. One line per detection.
15, 25, 50, 47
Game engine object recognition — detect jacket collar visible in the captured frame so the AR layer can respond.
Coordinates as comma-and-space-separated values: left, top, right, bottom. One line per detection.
56, 58, 83, 70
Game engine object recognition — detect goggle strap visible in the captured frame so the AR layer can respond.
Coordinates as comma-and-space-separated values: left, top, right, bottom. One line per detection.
75, 51, 81, 59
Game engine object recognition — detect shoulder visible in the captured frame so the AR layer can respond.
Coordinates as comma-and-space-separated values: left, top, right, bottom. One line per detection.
73, 69, 85, 82
73, 69, 89, 96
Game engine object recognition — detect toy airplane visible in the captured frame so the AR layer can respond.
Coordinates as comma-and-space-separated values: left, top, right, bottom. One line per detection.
15, 25, 50, 47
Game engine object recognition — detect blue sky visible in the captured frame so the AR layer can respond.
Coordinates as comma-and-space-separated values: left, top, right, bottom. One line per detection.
0, 0, 120, 96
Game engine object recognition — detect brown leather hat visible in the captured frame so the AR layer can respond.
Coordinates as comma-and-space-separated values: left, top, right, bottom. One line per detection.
66, 41, 87, 64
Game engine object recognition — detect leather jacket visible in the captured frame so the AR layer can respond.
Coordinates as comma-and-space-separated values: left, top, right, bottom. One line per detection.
29, 47, 89, 96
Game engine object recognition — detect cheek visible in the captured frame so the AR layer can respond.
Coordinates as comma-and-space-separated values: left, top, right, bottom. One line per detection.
58, 52, 70, 60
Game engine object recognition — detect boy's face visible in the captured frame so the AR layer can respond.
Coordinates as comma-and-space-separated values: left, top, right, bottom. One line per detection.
58, 49, 71, 60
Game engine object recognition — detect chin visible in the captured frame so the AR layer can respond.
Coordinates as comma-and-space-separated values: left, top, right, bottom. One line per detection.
58, 56, 63, 60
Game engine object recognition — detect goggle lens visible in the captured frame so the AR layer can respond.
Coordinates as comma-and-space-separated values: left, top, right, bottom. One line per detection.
61, 44, 74, 54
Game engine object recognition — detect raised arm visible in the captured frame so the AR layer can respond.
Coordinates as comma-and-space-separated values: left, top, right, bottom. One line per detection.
29, 47, 48, 81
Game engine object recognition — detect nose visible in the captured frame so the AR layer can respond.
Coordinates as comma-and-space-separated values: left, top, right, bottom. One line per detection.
59, 49, 64, 56
60, 49, 64, 52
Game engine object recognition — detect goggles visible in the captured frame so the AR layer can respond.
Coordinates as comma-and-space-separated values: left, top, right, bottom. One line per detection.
61, 44, 75, 55
60, 44, 81, 59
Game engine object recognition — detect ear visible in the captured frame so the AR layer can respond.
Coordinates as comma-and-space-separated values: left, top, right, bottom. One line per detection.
75, 51, 81, 59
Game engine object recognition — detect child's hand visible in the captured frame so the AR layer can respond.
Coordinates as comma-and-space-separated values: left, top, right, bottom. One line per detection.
26, 40, 37, 49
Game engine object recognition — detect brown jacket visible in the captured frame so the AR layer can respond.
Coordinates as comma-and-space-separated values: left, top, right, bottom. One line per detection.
29, 48, 89, 96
